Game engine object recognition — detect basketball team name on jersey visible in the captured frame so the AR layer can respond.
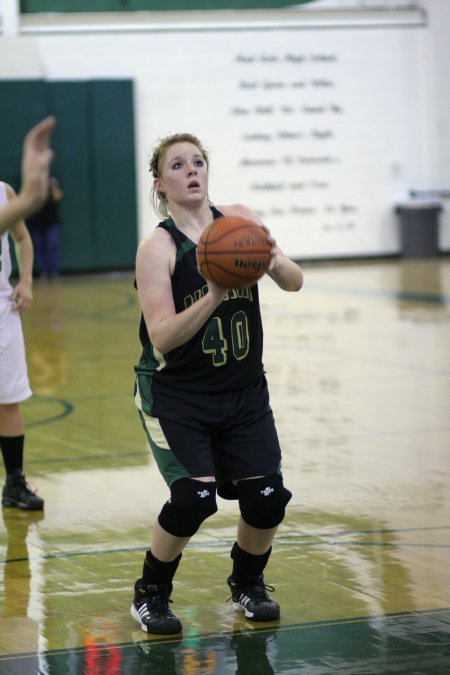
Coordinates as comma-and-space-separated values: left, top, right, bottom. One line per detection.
183, 285, 255, 309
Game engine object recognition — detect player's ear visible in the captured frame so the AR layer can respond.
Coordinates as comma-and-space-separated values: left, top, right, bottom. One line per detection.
154, 177, 164, 196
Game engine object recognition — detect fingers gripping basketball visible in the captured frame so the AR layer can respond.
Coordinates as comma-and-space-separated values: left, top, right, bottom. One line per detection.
196, 216, 271, 289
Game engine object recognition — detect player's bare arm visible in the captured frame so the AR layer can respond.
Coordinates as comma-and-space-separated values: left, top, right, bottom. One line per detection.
20, 116, 55, 212
0, 118, 55, 234
219, 203, 303, 292
6, 186, 34, 311
137, 229, 226, 354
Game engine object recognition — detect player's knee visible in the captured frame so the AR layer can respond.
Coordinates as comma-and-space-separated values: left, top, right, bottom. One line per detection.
158, 478, 218, 537
237, 474, 292, 529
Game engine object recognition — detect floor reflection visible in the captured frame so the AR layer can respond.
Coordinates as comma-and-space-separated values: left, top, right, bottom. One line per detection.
2, 611, 443, 674
1, 509, 45, 673
0, 263, 449, 673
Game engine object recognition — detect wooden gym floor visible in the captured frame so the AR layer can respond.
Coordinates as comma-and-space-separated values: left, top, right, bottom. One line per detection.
0, 257, 449, 674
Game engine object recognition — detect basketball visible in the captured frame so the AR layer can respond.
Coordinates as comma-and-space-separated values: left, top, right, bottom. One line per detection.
196, 216, 272, 289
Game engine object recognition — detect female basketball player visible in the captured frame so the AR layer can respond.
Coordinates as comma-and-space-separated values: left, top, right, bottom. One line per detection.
132, 133, 303, 634
0, 116, 55, 510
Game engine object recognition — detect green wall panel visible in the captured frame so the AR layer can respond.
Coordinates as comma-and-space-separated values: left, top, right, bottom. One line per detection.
0, 80, 47, 191
21, 0, 315, 12
0, 79, 137, 273
88, 80, 137, 269
47, 81, 96, 271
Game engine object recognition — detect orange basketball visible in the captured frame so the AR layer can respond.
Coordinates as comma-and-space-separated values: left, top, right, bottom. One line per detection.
196, 216, 271, 289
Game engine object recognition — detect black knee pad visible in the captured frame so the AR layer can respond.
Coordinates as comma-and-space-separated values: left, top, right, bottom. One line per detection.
237, 474, 292, 529
158, 478, 218, 537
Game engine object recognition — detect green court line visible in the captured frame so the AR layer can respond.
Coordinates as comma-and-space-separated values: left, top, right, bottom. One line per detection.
26, 450, 148, 465
0, 606, 448, 663
2, 525, 449, 565
304, 281, 450, 306
26, 396, 74, 428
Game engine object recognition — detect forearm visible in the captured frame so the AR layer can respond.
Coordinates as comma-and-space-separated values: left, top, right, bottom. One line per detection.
0, 194, 35, 235
269, 254, 303, 292
149, 287, 225, 354
15, 234, 34, 283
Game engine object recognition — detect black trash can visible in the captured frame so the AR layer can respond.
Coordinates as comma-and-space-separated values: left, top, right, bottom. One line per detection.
395, 201, 442, 257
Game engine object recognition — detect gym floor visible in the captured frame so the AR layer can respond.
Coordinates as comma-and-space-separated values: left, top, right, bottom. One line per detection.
1, 257, 449, 674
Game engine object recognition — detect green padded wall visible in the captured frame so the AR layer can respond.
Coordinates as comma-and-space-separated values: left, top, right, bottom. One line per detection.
21, 1, 315, 12
47, 81, 96, 271
0, 79, 137, 273
88, 80, 137, 270
0, 80, 48, 191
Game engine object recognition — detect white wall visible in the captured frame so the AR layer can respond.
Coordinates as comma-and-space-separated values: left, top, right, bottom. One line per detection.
425, 0, 450, 250
1, 1, 449, 258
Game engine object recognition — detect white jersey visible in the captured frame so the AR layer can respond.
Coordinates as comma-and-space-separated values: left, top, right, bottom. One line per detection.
0, 180, 32, 403
0, 181, 13, 298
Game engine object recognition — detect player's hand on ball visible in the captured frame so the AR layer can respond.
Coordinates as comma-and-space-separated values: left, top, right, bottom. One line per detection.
205, 276, 228, 301
260, 224, 279, 271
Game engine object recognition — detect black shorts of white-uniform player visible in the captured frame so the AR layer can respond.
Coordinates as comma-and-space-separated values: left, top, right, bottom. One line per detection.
131, 206, 292, 635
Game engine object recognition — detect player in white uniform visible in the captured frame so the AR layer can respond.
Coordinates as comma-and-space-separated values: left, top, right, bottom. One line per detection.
0, 117, 55, 510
